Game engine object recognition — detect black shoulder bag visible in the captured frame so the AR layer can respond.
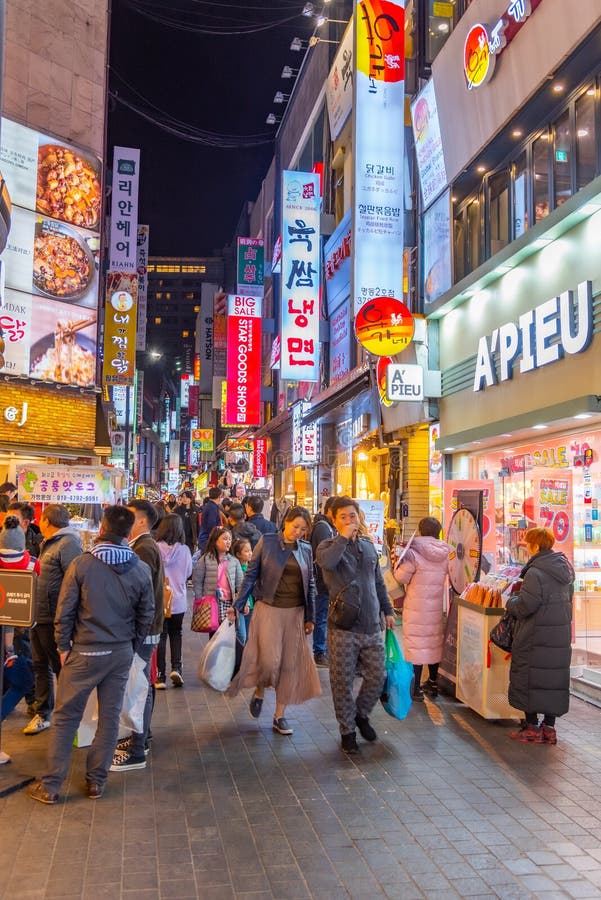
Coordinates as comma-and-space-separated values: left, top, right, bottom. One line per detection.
328, 550, 361, 630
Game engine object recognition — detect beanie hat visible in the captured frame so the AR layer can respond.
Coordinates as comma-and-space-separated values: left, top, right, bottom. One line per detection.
0, 515, 26, 563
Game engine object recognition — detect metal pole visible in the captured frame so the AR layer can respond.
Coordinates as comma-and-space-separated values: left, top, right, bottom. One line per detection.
124, 385, 131, 495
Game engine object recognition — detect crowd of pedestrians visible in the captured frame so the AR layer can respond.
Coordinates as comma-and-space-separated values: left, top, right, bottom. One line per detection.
0, 478, 575, 805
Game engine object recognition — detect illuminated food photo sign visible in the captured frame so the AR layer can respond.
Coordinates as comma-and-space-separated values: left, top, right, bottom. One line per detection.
352, 0, 405, 315
0, 118, 102, 388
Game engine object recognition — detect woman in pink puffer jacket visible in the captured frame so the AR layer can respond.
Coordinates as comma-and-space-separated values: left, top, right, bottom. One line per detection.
393, 517, 449, 701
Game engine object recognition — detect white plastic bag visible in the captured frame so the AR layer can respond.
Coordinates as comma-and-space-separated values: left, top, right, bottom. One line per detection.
197, 619, 236, 692
120, 653, 149, 733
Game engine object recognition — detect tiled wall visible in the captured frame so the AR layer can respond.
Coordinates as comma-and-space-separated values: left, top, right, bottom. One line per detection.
3, 0, 108, 154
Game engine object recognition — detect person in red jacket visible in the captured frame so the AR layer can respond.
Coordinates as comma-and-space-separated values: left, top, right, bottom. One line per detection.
0, 515, 40, 575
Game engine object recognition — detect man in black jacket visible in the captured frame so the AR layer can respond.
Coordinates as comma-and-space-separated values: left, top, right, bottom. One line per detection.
228, 503, 261, 549
23, 504, 82, 735
111, 499, 164, 772
29, 505, 154, 804
244, 496, 278, 536
197, 486, 224, 550
317, 497, 395, 756
310, 497, 336, 668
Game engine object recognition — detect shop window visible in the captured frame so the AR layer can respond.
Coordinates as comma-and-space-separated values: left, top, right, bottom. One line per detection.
418, 0, 459, 75
185, 292, 196, 300
553, 109, 572, 208
467, 195, 482, 273
576, 86, 597, 190
489, 170, 509, 255
513, 152, 529, 238
533, 133, 551, 222
453, 207, 466, 282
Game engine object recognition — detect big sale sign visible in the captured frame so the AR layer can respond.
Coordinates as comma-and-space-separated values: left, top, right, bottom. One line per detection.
225, 294, 262, 427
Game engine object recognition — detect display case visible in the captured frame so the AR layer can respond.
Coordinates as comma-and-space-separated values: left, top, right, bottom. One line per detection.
456, 598, 520, 720
572, 465, 601, 667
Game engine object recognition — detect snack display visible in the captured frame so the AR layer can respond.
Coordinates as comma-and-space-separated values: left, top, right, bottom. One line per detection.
33, 225, 92, 298
462, 582, 504, 608
37, 144, 101, 229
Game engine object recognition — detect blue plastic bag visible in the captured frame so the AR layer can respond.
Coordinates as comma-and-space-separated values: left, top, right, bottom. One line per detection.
380, 629, 414, 720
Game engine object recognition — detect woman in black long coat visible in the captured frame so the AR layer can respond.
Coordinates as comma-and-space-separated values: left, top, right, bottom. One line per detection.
506, 527, 574, 745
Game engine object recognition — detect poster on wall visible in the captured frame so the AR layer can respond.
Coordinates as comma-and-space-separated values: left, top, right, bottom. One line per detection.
423, 190, 452, 304
352, 0, 405, 316
356, 499, 386, 555
326, 21, 354, 140
531, 471, 573, 560
329, 302, 351, 383
280, 170, 320, 382
411, 80, 448, 208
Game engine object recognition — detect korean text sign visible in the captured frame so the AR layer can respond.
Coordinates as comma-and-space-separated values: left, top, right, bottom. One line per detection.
352, 0, 405, 316
102, 272, 138, 386
280, 171, 321, 382
109, 146, 140, 272
236, 238, 264, 298
17, 466, 119, 504
253, 438, 268, 478
225, 294, 262, 426
136, 224, 149, 350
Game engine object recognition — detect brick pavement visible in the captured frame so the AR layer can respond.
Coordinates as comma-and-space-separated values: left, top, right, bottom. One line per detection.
3, 622, 601, 900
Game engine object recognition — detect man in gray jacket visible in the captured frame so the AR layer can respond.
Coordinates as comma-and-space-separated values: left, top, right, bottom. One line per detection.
316, 496, 395, 755
29, 505, 154, 804
23, 504, 82, 735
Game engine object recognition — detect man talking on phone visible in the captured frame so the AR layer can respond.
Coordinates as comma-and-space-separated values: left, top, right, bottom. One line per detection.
317, 496, 395, 755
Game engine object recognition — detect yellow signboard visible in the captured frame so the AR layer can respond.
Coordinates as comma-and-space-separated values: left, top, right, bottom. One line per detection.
102, 272, 138, 387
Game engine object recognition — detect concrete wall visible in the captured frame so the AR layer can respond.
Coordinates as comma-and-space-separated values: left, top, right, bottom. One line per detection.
4, 0, 108, 154
432, 0, 601, 183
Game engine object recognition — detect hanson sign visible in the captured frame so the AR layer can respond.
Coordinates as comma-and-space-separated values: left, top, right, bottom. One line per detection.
473, 281, 593, 391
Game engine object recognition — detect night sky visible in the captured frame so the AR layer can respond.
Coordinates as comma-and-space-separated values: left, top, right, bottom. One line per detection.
108, 0, 317, 257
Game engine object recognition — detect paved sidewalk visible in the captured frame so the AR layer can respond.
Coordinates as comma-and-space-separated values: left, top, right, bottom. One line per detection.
2, 624, 601, 900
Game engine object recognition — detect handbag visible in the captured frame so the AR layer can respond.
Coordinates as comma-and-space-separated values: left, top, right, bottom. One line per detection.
163, 577, 173, 618
489, 610, 515, 652
191, 595, 219, 633
328, 582, 362, 630
380, 629, 414, 720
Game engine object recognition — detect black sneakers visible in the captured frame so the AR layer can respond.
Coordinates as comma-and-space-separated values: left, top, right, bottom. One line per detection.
341, 732, 359, 754
249, 694, 263, 719
422, 678, 438, 699
355, 715, 377, 742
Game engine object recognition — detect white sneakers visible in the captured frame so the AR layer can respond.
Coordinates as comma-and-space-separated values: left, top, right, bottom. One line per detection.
23, 714, 51, 735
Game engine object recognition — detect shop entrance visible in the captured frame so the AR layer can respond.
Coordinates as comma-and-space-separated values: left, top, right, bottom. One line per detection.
469, 430, 601, 669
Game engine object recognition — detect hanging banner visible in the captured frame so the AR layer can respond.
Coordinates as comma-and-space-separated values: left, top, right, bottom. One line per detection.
136, 224, 149, 350
102, 272, 138, 386
17, 465, 122, 504
108, 147, 140, 272
236, 238, 264, 298
292, 401, 319, 465
411, 80, 448, 208
280, 171, 320, 382
253, 438, 268, 478
326, 21, 354, 140
225, 294, 262, 427
352, 0, 405, 316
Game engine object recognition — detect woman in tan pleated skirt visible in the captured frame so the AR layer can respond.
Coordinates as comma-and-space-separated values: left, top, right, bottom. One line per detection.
227, 507, 321, 735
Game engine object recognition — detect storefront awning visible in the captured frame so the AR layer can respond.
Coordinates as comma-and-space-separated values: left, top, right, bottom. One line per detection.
437, 395, 601, 452
302, 364, 371, 426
